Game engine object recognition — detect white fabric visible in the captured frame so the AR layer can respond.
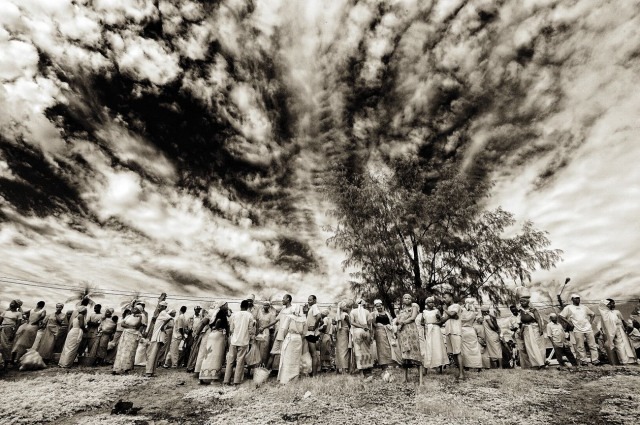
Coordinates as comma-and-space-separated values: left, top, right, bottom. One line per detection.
275, 306, 295, 340
151, 311, 171, 342
560, 304, 594, 333
306, 304, 320, 336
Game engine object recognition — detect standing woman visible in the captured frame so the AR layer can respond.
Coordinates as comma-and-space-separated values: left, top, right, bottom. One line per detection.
199, 303, 229, 384
0, 300, 23, 367
349, 299, 374, 375
278, 305, 308, 384
59, 306, 87, 368
91, 308, 117, 365
13, 301, 47, 361
188, 309, 210, 373
38, 303, 65, 363
372, 299, 400, 368
105, 309, 129, 364
417, 297, 448, 373
518, 295, 546, 369
459, 299, 483, 371
335, 301, 351, 374
480, 306, 503, 368
599, 299, 637, 364
112, 307, 142, 375
396, 294, 422, 382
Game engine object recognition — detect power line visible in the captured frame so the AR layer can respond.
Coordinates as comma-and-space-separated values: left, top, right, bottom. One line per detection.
1, 273, 638, 308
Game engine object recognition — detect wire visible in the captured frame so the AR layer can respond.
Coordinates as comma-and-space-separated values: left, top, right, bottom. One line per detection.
1, 273, 638, 307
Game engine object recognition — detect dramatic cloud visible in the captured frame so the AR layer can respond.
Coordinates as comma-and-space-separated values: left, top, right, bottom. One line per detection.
1, 0, 639, 307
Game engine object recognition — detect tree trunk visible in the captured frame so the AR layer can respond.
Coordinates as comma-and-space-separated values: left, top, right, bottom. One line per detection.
412, 241, 423, 308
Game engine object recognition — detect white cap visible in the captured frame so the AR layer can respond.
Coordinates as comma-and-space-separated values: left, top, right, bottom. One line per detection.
571, 293, 581, 299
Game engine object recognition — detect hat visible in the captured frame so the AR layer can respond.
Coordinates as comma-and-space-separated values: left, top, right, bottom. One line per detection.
571, 293, 581, 299
194, 305, 202, 309
158, 301, 168, 307
549, 313, 557, 318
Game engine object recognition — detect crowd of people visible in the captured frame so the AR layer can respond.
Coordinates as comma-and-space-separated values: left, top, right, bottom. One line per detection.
1, 288, 639, 384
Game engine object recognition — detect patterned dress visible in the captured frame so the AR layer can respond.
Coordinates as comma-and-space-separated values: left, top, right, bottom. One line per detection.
396, 304, 422, 365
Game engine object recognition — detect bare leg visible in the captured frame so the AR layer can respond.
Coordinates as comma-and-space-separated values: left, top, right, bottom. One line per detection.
419, 366, 424, 386
456, 354, 465, 379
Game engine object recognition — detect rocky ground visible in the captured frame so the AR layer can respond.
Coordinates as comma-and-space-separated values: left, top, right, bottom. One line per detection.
1, 364, 639, 424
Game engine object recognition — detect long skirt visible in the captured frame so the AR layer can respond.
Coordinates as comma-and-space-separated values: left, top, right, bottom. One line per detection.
113, 330, 140, 373
255, 332, 273, 367
522, 324, 546, 367
89, 332, 113, 360
105, 330, 122, 363
59, 328, 83, 368
419, 324, 448, 369
38, 325, 60, 361
194, 328, 211, 374
374, 325, 401, 366
319, 333, 333, 370
187, 332, 205, 371
0, 325, 17, 363
612, 324, 637, 364
335, 327, 350, 370
54, 326, 69, 354
352, 328, 374, 370
31, 330, 44, 350
485, 328, 502, 360
398, 322, 422, 364
278, 333, 302, 384
460, 327, 483, 369
199, 331, 226, 382
12, 324, 39, 360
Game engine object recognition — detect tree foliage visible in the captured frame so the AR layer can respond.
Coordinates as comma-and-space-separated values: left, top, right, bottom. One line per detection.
323, 159, 562, 312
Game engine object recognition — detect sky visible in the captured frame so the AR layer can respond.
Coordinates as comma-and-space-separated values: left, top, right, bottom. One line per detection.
1, 0, 639, 308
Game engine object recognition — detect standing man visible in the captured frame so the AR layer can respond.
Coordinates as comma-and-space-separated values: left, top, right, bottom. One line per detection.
223, 300, 255, 385
306, 295, 322, 376
164, 306, 187, 368
261, 294, 295, 370
255, 301, 277, 366
180, 305, 202, 367
145, 301, 169, 377
442, 292, 464, 379
560, 294, 598, 366
546, 313, 578, 368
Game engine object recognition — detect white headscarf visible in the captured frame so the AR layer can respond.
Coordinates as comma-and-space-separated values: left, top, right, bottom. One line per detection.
353, 298, 368, 326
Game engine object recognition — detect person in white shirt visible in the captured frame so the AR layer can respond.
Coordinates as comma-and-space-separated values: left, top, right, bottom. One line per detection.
164, 306, 187, 368
560, 294, 598, 365
145, 301, 169, 377
223, 300, 256, 385
261, 294, 295, 370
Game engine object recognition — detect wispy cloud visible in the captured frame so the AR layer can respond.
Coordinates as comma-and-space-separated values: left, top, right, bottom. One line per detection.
1, 0, 639, 307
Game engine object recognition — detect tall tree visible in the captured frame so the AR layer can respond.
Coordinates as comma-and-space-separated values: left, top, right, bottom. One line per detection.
323, 160, 562, 311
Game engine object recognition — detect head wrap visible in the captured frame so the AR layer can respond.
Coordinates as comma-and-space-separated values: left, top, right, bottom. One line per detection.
263, 300, 272, 306
354, 299, 368, 325
373, 299, 383, 306
168, 309, 176, 315
320, 309, 330, 316
425, 297, 435, 304
447, 304, 461, 315
516, 287, 531, 299
195, 305, 202, 309
570, 293, 580, 299
56, 303, 64, 309
77, 306, 88, 314
106, 307, 115, 315
480, 305, 490, 313
549, 313, 557, 318
464, 298, 477, 311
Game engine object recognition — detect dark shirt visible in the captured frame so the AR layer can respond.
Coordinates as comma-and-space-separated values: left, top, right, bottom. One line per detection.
375, 314, 391, 325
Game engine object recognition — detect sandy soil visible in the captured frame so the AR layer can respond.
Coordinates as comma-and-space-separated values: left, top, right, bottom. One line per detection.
1, 364, 639, 424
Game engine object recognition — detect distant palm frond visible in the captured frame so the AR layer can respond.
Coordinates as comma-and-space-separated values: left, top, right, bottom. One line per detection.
65, 281, 102, 307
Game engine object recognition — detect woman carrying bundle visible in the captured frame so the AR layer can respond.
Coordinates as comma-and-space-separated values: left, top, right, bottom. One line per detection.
278, 305, 308, 384
112, 307, 142, 374
350, 299, 374, 376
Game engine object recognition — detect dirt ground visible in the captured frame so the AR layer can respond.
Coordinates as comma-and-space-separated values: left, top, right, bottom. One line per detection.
1, 364, 639, 424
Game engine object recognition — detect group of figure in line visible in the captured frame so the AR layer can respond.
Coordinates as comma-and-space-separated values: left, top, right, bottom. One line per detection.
1, 288, 639, 385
